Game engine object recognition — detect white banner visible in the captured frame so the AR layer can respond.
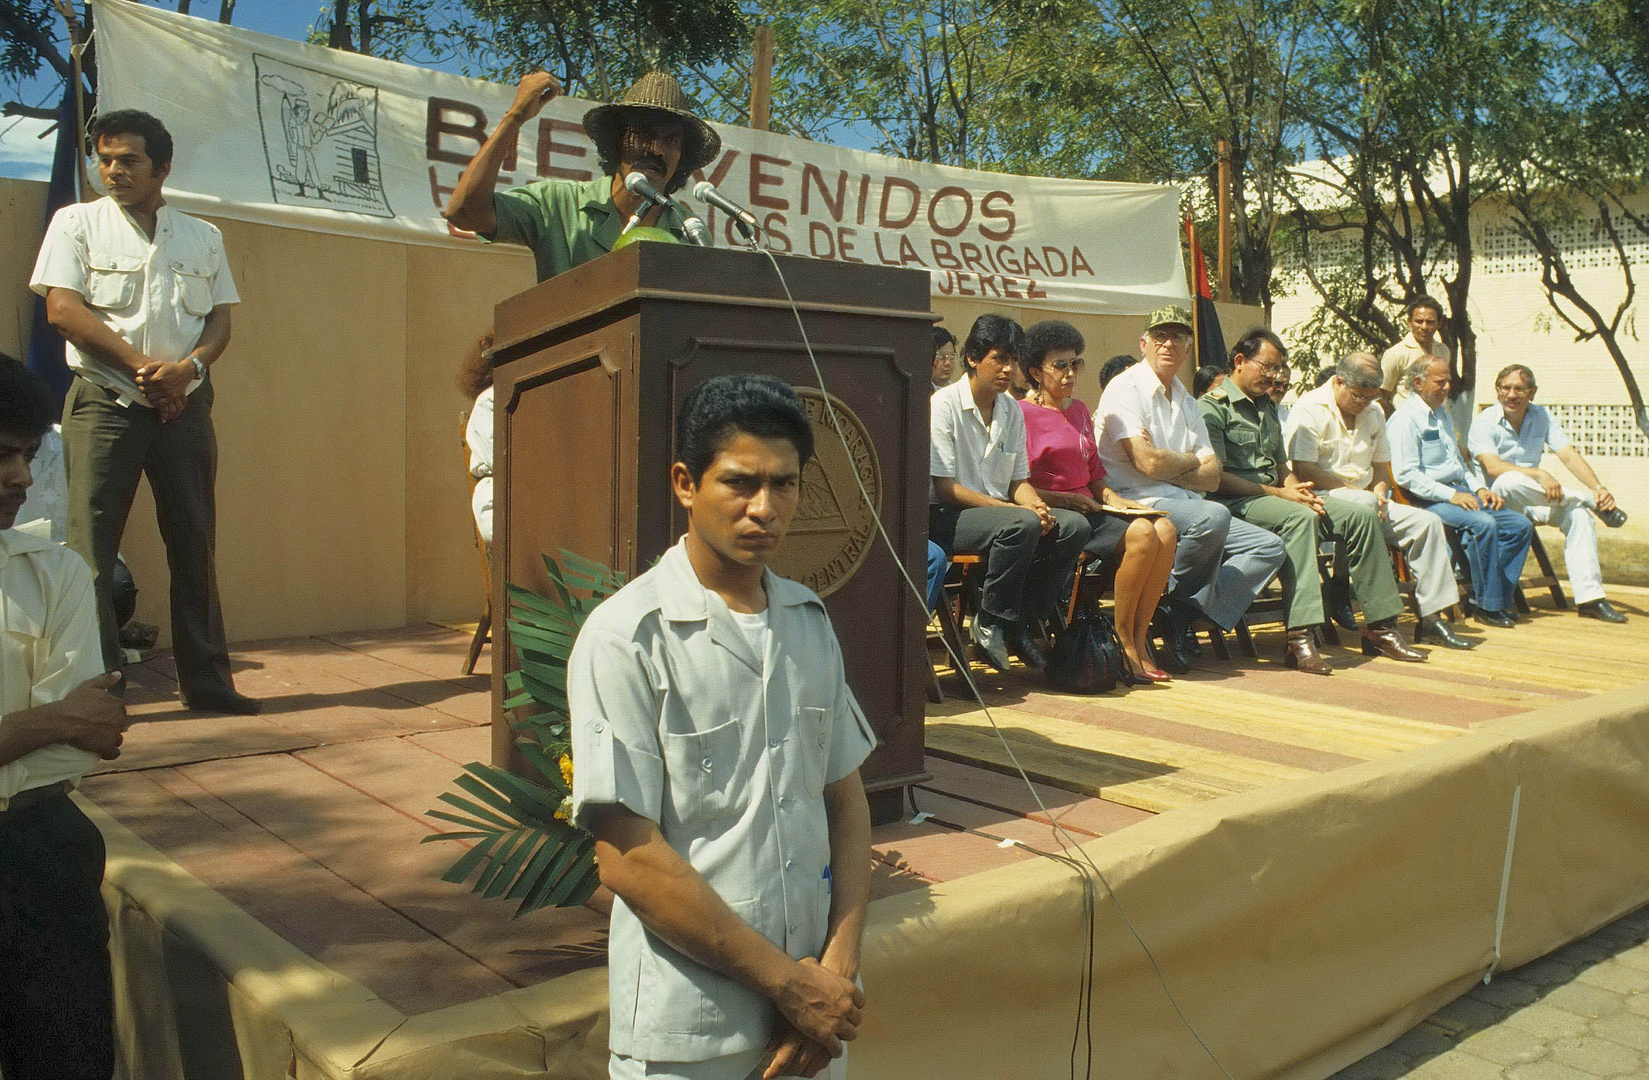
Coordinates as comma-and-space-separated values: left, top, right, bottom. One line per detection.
92, 0, 1188, 314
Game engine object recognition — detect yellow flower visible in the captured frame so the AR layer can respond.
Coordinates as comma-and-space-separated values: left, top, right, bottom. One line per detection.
558, 753, 574, 789
555, 795, 573, 823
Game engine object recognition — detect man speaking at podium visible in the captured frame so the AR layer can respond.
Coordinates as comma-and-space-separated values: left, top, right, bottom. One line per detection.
569, 376, 875, 1080
443, 70, 720, 279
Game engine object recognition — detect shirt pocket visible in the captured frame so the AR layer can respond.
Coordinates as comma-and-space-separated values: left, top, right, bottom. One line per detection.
1419, 429, 1450, 469
660, 716, 743, 829
171, 263, 215, 317
982, 446, 1017, 496
85, 255, 143, 311
798, 705, 833, 789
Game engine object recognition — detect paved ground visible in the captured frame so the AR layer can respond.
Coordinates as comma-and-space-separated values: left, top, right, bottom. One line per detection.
1332, 904, 1649, 1080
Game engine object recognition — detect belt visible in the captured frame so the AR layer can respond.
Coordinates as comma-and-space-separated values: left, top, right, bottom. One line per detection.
0, 780, 72, 826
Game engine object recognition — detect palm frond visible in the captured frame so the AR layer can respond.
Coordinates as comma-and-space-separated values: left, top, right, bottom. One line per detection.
424, 552, 625, 915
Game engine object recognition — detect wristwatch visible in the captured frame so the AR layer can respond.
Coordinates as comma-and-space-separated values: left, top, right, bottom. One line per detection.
188, 356, 207, 380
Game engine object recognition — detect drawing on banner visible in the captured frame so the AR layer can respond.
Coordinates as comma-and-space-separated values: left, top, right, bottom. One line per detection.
252, 54, 393, 217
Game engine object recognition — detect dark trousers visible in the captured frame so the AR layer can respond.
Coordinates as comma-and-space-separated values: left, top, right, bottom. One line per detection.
61, 376, 235, 698
930, 504, 1088, 624
0, 791, 115, 1080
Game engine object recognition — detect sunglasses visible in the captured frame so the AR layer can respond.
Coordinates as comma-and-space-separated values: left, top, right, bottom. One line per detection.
1045, 358, 1086, 374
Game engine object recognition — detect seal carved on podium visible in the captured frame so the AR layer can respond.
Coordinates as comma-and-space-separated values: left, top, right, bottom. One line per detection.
773, 388, 883, 597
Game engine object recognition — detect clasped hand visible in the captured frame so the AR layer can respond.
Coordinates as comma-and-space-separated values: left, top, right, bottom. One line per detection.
1279, 475, 1325, 515
53, 671, 129, 759
766, 957, 863, 1077
135, 359, 192, 422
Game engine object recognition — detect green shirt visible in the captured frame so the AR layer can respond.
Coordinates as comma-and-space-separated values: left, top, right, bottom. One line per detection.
489, 174, 692, 282
1198, 379, 1285, 491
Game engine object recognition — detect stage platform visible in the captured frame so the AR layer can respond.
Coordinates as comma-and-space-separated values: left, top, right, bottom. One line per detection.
81, 588, 1649, 1080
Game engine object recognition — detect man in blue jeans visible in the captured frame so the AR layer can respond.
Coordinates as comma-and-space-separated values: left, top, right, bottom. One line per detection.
1388, 355, 1533, 628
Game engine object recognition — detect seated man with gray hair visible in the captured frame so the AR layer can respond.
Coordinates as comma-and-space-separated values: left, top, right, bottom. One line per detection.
1467, 363, 1628, 623
1285, 352, 1476, 648
1389, 355, 1533, 627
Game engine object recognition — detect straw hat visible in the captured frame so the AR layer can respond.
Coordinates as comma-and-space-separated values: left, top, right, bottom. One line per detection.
582, 71, 722, 179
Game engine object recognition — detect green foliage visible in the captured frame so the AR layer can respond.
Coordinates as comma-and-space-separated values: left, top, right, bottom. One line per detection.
364, 0, 746, 104
423, 551, 626, 917
0, 0, 69, 89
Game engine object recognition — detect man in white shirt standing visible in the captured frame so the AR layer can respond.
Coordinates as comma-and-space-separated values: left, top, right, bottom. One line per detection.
1467, 363, 1628, 624
31, 110, 257, 714
1094, 306, 1285, 672
930, 315, 1089, 673
1285, 352, 1476, 649
1379, 296, 1449, 415
570, 375, 874, 1080
0, 358, 129, 1080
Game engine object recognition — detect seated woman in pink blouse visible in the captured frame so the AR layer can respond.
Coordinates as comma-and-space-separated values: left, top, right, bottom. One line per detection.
1020, 321, 1180, 682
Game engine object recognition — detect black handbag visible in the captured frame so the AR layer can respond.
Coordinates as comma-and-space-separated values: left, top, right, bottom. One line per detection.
1047, 608, 1125, 694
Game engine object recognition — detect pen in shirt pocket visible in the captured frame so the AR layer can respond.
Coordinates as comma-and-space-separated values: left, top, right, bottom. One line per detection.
823, 866, 832, 893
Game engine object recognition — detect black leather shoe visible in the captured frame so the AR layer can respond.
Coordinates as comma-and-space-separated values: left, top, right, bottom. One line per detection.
1327, 582, 1359, 632
1008, 622, 1048, 669
1476, 609, 1516, 628
1417, 618, 1477, 649
182, 688, 262, 715
1152, 634, 1191, 675
1578, 599, 1628, 624
1161, 600, 1204, 659
970, 618, 1013, 674
1597, 507, 1628, 528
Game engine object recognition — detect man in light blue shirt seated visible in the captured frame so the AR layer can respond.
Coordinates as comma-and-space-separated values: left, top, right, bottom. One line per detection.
1389, 356, 1533, 628
1467, 363, 1628, 623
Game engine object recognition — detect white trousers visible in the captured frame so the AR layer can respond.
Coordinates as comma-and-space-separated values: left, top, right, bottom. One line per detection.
610, 1047, 847, 1080
1327, 488, 1459, 618
1490, 471, 1605, 605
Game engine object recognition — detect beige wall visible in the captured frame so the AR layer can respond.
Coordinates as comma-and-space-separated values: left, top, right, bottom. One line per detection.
1, 177, 49, 359
1, 177, 535, 644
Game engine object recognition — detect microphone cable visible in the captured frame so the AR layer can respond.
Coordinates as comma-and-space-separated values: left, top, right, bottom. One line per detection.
753, 242, 1239, 1080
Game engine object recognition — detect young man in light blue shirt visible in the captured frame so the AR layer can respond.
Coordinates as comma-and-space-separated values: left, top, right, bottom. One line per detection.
1389, 356, 1533, 627
1467, 363, 1628, 623
569, 375, 875, 1080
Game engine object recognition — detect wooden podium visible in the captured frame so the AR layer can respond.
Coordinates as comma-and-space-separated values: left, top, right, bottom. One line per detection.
490, 242, 933, 821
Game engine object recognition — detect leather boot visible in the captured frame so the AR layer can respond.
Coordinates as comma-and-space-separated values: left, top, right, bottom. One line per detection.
1284, 628, 1333, 675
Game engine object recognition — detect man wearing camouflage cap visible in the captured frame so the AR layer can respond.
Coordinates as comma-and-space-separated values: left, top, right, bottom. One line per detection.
444, 70, 720, 281
1094, 305, 1286, 672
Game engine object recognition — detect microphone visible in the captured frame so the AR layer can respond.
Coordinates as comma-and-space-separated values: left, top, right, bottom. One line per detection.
677, 209, 713, 247
624, 170, 670, 208
693, 181, 760, 241
623, 171, 711, 246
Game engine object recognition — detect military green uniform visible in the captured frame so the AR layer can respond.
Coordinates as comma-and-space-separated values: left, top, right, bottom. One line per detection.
1199, 379, 1403, 629
489, 174, 691, 282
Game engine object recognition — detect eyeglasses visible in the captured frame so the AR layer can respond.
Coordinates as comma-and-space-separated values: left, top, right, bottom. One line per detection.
1046, 358, 1086, 374
1496, 383, 1533, 396
1147, 328, 1191, 345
